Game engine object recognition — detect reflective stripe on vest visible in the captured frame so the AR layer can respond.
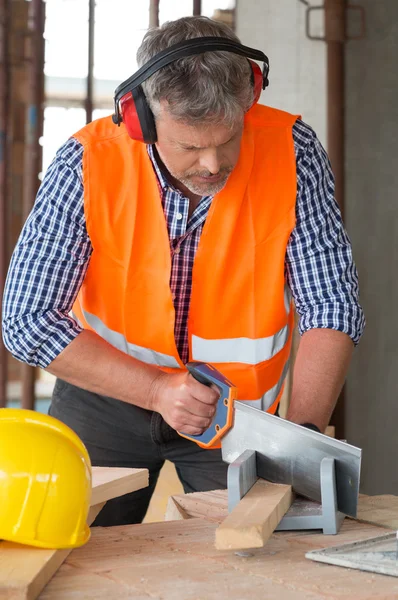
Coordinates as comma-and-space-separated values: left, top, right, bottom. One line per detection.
74, 309, 181, 369
72, 307, 290, 411
74, 306, 290, 372
192, 284, 292, 365
238, 358, 290, 410
75, 308, 289, 411
192, 322, 289, 365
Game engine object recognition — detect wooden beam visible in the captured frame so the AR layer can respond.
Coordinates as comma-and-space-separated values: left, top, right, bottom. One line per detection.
193, 0, 201, 16
167, 488, 398, 537
355, 494, 398, 530
325, 425, 335, 438
91, 467, 149, 506
149, 0, 159, 27
0, 0, 11, 409
0, 467, 149, 600
215, 480, 294, 550
165, 497, 190, 521
166, 489, 228, 523
0, 502, 105, 600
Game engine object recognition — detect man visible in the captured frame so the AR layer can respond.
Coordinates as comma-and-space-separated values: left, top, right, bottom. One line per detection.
2, 16, 364, 526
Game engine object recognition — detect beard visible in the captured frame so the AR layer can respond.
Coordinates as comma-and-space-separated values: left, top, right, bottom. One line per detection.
170, 167, 233, 196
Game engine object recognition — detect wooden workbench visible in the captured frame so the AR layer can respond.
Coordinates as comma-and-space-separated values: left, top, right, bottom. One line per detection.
39, 496, 398, 599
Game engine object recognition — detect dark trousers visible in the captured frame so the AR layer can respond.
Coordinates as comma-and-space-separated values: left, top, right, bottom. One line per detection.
49, 378, 228, 527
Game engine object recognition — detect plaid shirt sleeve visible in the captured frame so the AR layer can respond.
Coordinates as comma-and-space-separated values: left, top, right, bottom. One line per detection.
2, 138, 91, 367
287, 120, 365, 345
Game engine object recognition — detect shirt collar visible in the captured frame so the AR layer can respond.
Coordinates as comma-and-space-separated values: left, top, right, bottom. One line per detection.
146, 144, 171, 192
146, 144, 213, 204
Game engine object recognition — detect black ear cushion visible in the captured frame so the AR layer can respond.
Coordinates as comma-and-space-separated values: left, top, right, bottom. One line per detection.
132, 86, 157, 144
249, 59, 255, 86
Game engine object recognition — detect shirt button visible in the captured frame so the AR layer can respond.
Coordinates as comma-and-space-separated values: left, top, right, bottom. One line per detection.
174, 247, 181, 254
176, 213, 183, 220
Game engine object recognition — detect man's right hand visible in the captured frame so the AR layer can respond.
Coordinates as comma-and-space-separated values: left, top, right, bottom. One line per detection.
45, 330, 220, 433
150, 371, 220, 435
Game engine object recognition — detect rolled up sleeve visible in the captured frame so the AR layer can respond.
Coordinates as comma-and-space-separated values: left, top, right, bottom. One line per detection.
286, 121, 365, 345
2, 138, 92, 367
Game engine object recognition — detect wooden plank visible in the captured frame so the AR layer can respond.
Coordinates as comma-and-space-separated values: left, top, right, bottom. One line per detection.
325, 425, 335, 438
168, 489, 398, 534
215, 480, 294, 550
0, 503, 105, 600
0, 467, 148, 600
40, 515, 398, 599
145, 460, 183, 523
165, 489, 228, 523
86, 502, 106, 528
355, 494, 398, 530
165, 497, 190, 521
91, 467, 149, 505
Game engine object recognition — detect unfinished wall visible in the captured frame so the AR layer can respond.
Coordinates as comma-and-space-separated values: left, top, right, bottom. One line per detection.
236, 0, 398, 495
345, 0, 398, 494
236, 0, 327, 145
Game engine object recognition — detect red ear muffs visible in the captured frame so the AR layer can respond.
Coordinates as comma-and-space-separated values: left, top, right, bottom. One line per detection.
118, 59, 266, 143
119, 86, 157, 144
118, 61, 263, 142
112, 37, 270, 144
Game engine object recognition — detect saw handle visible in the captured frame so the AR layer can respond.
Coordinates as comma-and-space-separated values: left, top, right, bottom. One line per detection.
178, 361, 237, 449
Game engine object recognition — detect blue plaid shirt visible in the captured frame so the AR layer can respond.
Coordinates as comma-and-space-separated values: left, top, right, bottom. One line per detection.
2, 119, 365, 367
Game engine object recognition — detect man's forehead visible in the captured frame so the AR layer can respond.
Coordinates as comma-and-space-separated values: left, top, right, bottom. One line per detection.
157, 108, 243, 149
175, 127, 238, 149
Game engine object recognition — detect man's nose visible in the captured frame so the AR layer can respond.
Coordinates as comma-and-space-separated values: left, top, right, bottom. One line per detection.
198, 149, 221, 174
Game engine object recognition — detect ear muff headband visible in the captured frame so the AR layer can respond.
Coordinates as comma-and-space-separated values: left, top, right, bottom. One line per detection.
113, 36, 270, 143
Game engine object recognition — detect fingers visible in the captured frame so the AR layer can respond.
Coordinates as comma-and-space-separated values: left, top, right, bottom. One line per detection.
179, 425, 207, 436
187, 376, 220, 405
172, 405, 214, 429
177, 412, 214, 436
175, 396, 216, 419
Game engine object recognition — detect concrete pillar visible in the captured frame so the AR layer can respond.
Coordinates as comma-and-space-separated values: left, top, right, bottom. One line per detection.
345, 0, 398, 494
236, 0, 327, 145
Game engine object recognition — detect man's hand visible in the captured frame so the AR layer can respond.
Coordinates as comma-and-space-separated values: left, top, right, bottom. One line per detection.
45, 330, 219, 431
151, 371, 220, 435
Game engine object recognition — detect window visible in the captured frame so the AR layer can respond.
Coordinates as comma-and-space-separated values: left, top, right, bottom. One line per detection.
43, 1, 236, 171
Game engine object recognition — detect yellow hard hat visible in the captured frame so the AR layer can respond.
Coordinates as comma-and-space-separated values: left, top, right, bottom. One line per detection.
0, 408, 92, 549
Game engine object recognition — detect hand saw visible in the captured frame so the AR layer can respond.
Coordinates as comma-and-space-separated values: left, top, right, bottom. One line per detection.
179, 361, 362, 518
177, 361, 238, 449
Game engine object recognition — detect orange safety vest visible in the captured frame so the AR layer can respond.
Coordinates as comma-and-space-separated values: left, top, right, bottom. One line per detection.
72, 104, 298, 412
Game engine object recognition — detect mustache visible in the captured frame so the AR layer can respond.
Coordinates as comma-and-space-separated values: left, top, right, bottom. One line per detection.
186, 167, 232, 178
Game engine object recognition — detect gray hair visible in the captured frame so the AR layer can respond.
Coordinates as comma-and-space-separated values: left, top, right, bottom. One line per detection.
136, 16, 254, 126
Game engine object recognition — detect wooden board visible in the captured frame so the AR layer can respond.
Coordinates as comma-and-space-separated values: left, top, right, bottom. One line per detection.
0, 467, 148, 600
91, 467, 149, 506
165, 489, 228, 523
325, 425, 335, 438
39, 515, 398, 599
167, 489, 398, 534
0, 507, 105, 600
355, 494, 398, 529
165, 497, 190, 521
215, 481, 293, 550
